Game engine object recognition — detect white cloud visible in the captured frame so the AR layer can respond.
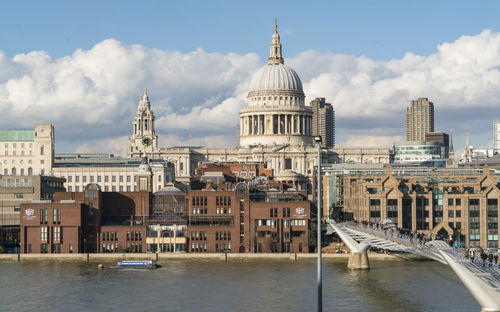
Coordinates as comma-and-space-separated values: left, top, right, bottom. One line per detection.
338, 135, 402, 148
1, 30, 500, 154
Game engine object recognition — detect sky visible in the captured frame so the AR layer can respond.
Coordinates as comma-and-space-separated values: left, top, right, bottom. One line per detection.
0, 0, 500, 155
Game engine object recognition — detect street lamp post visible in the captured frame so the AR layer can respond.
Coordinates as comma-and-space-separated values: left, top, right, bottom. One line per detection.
315, 136, 322, 312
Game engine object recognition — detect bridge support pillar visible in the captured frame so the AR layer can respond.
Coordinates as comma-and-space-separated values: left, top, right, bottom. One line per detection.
348, 251, 370, 269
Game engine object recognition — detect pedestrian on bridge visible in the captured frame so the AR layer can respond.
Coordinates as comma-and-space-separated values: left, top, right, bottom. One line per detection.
488, 253, 493, 268
469, 249, 475, 263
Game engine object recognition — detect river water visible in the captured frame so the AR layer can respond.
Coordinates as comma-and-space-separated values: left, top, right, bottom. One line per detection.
0, 259, 480, 312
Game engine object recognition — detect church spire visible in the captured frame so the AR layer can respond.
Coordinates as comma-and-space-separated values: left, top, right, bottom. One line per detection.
268, 18, 284, 65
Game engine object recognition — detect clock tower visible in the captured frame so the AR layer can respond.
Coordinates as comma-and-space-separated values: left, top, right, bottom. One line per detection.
128, 88, 160, 158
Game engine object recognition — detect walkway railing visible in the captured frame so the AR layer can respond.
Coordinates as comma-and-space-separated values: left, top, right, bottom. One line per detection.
341, 221, 500, 281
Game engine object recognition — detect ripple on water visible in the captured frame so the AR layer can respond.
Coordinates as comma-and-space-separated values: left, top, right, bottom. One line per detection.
0, 260, 480, 312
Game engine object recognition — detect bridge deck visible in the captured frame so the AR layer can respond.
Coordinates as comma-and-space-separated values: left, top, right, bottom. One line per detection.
327, 220, 500, 290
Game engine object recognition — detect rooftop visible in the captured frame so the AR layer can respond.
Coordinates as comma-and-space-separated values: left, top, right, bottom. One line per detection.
0, 130, 34, 142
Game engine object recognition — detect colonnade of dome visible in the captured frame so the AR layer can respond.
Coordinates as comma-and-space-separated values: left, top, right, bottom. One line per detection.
239, 20, 313, 147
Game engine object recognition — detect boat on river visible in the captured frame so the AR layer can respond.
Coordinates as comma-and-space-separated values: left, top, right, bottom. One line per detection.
114, 260, 161, 269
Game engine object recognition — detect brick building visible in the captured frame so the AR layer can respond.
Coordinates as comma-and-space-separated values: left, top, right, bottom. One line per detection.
187, 183, 311, 253
20, 184, 148, 253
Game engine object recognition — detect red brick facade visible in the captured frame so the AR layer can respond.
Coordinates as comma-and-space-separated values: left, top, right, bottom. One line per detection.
187, 189, 311, 253
20, 186, 150, 254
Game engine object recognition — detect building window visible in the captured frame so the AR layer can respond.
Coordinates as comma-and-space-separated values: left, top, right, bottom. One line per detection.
90, 176, 94, 183
68, 176, 72, 182
105, 176, 109, 182
112, 186, 116, 191
75, 186, 79, 192
53, 227, 61, 242
75, 176, 79, 182
112, 176, 116, 182
40, 146, 44, 155
82, 176, 87, 183
14, 206, 20, 212
126, 186, 131, 192
284, 158, 292, 170
41, 227, 48, 241
97, 176, 101, 182
68, 186, 72, 192
126, 176, 131, 182
14, 193, 23, 199
119, 176, 123, 183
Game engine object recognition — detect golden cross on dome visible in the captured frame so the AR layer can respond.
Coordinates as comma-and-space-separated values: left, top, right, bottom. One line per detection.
274, 18, 278, 33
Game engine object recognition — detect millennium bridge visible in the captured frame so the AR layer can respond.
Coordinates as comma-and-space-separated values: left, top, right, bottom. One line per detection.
326, 220, 500, 312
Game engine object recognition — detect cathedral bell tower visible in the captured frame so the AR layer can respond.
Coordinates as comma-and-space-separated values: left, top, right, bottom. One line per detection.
128, 88, 160, 158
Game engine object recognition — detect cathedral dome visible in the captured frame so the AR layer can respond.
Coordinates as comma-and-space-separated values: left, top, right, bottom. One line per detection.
249, 63, 303, 93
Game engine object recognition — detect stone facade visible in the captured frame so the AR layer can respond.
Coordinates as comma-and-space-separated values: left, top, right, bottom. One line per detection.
53, 153, 174, 193
0, 124, 54, 176
340, 166, 500, 248
311, 98, 335, 148
124, 21, 393, 189
406, 98, 434, 142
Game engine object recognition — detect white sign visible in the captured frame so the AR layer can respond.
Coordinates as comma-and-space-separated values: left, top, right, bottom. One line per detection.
24, 208, 35, 220
296, 207, 305, 215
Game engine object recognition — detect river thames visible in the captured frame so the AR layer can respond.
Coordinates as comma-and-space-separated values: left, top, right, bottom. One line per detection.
0, 259, 479, 312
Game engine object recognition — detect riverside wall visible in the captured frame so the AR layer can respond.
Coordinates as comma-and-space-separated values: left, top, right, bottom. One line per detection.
0, 251, 429, 262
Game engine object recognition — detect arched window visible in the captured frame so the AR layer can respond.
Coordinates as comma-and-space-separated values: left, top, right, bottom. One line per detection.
28, 167, 33, 175
20, 168, 24, 176
40, 146, 44, 155
179, 162, 184, 172
145, 120, 148, 131
11, 167, 16, 175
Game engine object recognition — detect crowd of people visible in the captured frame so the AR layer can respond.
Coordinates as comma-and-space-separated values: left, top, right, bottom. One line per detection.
465, 247, 499, 268
350, 219, 500, 269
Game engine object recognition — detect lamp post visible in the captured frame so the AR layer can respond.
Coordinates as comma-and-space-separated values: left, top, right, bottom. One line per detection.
315, 135, 322, 312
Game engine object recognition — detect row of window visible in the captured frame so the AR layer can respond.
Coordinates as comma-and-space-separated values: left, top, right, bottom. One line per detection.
215, 196, 231, 206
234, 171, 255, 177
126, 232, 143, 241
370, 198, 500, 207
215, 231, 231, 241
269, 207, 291, 218
192, 196, 208, 207
68, 175, 137, 183
191, 242, 207, 252
102, 243, 142, 253
3, 159, 34, 165
40, 208, 61, 224
102, 231, 118, 241
3, 142, 33, 149
3, 150, 34, 156
3, 167, 35, 176
191, 231, 207, 241
68, 185, 136, 192
40, 226, 61, 242
255, 219, 307, 228
28, 243, 73, 254
192, 207, 208, 215
215, 242, 231, 252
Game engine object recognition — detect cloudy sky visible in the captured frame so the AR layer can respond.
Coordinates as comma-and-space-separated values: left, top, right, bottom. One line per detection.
1, 0, 500, 155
